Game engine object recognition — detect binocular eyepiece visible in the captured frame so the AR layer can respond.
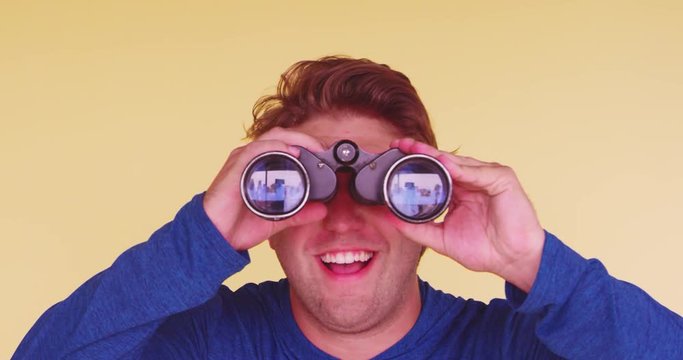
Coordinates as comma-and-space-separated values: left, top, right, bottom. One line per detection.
240, 140, 452, 223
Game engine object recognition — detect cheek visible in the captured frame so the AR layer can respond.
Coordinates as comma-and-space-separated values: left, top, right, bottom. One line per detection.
268, 235, 284, 251
365, 211, 423, 255
268, 223, 316, 255
269, 229, 318, 280
269, 235, 298, 276
358, 205, 395, 227
268, 233, 295, 255
392, 234, 423, 256
363, 208, 401, 237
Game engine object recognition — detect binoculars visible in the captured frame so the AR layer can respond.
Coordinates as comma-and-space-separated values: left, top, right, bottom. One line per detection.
240, 139, 452, 223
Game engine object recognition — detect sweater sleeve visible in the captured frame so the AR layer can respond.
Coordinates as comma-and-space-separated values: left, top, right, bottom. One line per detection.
505, 231, 683, 359
12, 193, 250, 360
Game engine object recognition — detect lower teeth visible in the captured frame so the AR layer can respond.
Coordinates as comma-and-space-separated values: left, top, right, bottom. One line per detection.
323, 259, 370, 273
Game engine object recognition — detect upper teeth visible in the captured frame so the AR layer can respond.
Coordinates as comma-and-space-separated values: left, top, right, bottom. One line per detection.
320, 251, 373, 264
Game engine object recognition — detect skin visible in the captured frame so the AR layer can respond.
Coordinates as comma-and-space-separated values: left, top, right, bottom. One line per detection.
203, 112, 545, 359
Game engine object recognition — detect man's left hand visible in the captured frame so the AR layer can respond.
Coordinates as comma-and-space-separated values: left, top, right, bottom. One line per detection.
388, 138, 545, 292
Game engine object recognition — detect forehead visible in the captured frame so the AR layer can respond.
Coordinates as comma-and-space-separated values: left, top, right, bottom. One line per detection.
291, 112, 403, 153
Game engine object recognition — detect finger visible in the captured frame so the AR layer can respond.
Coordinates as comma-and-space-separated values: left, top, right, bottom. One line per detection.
438, 154, 516, 196
439, 152, 496, 167
225, 200, 328, 250
390, 137, 414, 153
382, 212, 447, 255
271, 202, 328, 234
390, 139, 508, 197
257, 127, 326, 153
227, 139, 301, 175
209, 139, 301, 198
391, 137, 441, 157
392, 138, 496, 169
390, 137, 414, 148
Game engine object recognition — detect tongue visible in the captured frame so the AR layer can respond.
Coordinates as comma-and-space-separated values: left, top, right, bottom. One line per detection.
328, 262, 365, 274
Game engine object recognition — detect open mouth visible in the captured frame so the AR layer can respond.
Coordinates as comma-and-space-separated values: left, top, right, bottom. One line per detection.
319, 250, 374, 275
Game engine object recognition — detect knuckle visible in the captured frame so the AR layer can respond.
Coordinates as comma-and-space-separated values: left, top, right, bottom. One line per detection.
258, 126, 285, 140
228, 145, 246, 158
500, 165, 517, 178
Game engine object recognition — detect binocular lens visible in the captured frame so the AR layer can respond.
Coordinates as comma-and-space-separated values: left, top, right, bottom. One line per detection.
384, 156, 451, 222
241, 153, 309, 219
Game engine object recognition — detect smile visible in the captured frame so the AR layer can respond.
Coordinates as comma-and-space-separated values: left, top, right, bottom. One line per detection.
319, 250, 375, 275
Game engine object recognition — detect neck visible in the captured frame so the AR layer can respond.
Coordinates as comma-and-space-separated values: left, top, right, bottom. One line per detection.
290, 278, 422, 359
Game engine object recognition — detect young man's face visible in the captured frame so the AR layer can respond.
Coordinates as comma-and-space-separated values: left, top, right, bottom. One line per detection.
269, 112, 424, 334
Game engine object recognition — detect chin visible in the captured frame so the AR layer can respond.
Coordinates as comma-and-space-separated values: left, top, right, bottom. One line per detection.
294, 280, 395, 334
316, 296, 383, 334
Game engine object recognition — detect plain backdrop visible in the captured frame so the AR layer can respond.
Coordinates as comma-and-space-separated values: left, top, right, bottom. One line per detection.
2, 1, 682, 357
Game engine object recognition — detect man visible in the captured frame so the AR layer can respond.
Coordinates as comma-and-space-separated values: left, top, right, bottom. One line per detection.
14, 56, 683, 359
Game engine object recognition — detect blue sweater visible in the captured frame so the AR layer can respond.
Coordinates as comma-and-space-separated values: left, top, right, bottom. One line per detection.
13, 194, 683, 359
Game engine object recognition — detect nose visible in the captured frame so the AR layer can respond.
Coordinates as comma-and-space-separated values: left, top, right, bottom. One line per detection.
323, 172, 365, 233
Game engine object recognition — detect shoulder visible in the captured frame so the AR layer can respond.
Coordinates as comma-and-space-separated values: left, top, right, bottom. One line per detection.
385, 280, 519, 358
419, 278, 498, 315
152, 279, 289, 332
220, 279, 290, 316
418, 279, 537, 337
413, 280, 551, 358
145, 280, 291, 357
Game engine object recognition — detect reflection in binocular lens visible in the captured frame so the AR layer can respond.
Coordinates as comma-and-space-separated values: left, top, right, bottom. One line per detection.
244, 156, 306, 215
387, 160, 449, 221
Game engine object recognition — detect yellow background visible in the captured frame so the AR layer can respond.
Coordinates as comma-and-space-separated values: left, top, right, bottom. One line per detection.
2, 1, 682, 356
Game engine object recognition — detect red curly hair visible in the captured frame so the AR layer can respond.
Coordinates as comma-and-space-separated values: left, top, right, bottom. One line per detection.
246, 56, 437, 147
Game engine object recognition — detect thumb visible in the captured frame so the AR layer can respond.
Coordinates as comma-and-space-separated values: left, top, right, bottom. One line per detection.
271, 202, 328, 233
383, 212, 446, 255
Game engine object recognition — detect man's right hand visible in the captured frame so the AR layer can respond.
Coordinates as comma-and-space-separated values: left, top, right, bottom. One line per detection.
203, 127, 328, 251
